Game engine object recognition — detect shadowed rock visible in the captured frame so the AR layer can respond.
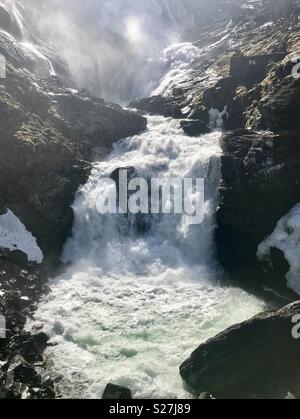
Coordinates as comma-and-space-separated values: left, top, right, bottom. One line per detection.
180, 301, 300, 399
102, 384, 132, 400
180, 120, 210, 136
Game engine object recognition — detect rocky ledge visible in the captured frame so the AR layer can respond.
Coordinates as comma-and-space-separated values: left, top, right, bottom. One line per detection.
180, 301, 300, 399
0, 250, 55, 399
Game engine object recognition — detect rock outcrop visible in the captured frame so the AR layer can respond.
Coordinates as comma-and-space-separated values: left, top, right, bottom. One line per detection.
0, 1, 146, 399
216, 129, 300, 278
102, 384, 132, 400
0, 62, 146, 264
0, 251, 55, 399
180, 301, 300, 399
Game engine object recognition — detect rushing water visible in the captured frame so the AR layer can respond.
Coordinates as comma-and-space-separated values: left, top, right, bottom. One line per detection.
33, 116, 265, 399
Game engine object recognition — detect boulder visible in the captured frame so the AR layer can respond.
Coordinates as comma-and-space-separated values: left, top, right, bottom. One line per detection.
102, 384, 132, 400
180, 120, 210, 136
129, 96, 183, 119
180, 301, 300, 399
0, 249, 29, 268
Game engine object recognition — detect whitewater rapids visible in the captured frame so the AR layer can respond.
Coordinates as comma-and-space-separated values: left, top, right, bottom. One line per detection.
32, 116, 265, 399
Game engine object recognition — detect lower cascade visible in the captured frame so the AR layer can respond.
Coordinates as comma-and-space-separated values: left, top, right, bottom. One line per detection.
32, 115, 265, 399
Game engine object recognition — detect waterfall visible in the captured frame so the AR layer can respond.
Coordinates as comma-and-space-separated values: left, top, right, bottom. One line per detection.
0, 0, 56, 78
33, 116, 265, 399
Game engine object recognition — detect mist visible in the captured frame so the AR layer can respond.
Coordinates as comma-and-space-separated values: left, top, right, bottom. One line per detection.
25, 0, 224, 103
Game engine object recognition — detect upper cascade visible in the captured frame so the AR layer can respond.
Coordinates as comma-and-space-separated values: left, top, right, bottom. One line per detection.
0, 0, 58, 79
0, 0, 27, 39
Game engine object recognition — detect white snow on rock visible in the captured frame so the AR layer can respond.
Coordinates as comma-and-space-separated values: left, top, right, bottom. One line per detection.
0, 209, 43, 264
257, 203, 300, 295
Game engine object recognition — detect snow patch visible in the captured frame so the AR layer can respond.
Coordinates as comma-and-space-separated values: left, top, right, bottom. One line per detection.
0, 209, 43, 264
257, 203, 300, 295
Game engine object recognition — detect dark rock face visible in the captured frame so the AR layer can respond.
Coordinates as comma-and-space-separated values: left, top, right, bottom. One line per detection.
180, 120, 210, 136
216, 129, 300, 274
259, 77, 300, 133
0, 255, 54, 399
102, 384, 132, 400
230, 53, 286, 86
180, 301, 300, 399
129, 96, 183, 119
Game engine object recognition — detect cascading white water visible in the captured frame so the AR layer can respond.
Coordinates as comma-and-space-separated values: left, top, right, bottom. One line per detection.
0, 0, 56, 78
33, 115, 265, 399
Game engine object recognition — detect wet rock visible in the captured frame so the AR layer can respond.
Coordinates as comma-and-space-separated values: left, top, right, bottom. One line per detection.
180, 120, 210, 136
180, 301, 300, 399
0, 4, 23, 39
216, 129, 300, 277
230, 53, 286, 86
51, 93, 147, 160
129, 96, 183, 119
0, 256, 54, 399
12, 364, 41, 387
259, 77, 300, 133
19, 333, 49, 364
102, 383, 132, 400
0, 249, 29, 268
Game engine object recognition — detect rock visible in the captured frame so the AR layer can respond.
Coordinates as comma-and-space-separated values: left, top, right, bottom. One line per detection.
0, 256, 53, 399
0, 249, 29, 268
19, 333, 49, 364
180, 301, 300, 399
230, 53, 286, 86
129, 96, 183, 119
51, 93, 147, 160
180, 120, 210, 136
102, 384, 132, 400
12, 364, 41, 387
216, 129, 300, 278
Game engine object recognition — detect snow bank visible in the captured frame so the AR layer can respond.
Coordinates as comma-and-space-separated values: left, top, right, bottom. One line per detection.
257, 203, 300, 295
0, 209, 43, 264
